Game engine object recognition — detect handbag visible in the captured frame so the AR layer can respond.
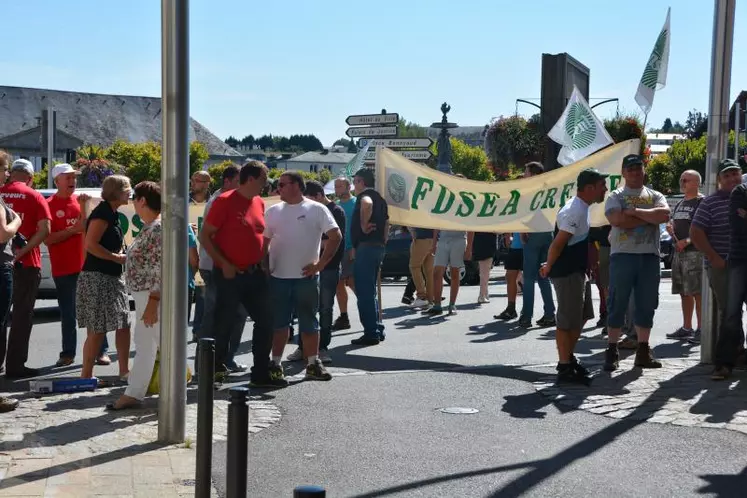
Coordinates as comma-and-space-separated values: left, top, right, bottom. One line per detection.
147, 351, 193, 395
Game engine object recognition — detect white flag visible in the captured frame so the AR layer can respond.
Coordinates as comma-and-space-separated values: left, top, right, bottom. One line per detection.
548, 86, 614, 166
323, 140, 373, 194
635, 8, 671, 115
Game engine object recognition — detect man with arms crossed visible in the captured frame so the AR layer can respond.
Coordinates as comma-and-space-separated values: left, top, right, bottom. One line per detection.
541, 169, 608, 384
603, 154, 670, 371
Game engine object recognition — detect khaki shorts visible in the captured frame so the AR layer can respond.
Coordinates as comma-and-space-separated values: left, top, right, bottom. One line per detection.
552, 273, 594, 331
340, 249, 355, 279
671, 250, 703, 296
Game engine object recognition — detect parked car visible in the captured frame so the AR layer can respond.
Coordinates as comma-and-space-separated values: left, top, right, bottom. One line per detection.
660, 223, 673, 270
380, 226, 507, 286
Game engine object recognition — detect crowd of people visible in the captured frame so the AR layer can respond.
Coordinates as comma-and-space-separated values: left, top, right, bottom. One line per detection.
0, 147, 745, 412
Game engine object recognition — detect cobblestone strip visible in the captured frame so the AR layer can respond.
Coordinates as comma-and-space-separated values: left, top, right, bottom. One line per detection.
533, 358, 747, 433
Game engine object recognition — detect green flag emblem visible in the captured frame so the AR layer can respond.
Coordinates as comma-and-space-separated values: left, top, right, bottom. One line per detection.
564, 102, 596, 150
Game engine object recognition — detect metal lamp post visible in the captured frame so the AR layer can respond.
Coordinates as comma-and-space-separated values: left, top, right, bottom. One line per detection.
159, 0, 189, 443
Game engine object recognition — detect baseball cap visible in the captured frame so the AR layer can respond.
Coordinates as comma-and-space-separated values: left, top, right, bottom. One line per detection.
577, 168, 609, 189
621, 154, 644, 168
717, 158, 741, 175
11, 159, 34, 176
51, 163, 80, 180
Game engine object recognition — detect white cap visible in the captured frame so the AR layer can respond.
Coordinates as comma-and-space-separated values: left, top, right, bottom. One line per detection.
11, 159, 34, 176
51, 163, 80, 180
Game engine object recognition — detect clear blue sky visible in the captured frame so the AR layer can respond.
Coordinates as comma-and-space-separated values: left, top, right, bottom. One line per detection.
3, 0, 745, 145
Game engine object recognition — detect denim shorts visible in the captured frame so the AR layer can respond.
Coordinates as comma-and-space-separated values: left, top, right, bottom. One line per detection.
608, 253, 660, 329
270, 276, 319, 333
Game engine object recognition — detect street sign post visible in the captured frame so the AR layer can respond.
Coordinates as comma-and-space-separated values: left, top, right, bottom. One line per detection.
364, 150, 432, 161
346, 126, 398, 138
346, 113, 399, 126
358, 138, 434, 149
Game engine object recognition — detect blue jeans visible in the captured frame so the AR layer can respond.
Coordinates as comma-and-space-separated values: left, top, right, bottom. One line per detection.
354, 244, 386, 340
319, 268, 339, 350
0, 265, 12, 369
192, 285, 205, 334
520, 233, 555, 320
608, 253, 660, 329
55, 273, 107, 359
270, 276, 319, 333
197, 269, 247, 370
715, 263, 747, 367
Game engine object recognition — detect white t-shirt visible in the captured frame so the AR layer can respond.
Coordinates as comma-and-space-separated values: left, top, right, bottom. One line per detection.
556, 196, 590, 246
265, 199, 339, 279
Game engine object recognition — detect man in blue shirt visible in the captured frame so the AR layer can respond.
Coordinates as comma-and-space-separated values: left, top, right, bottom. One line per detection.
333, 177, 357, 331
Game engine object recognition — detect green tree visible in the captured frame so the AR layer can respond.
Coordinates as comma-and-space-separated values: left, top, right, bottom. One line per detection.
189, 142, 210, 177
206, 160, 239, 191
397, 117, 429, 138
256, 135, 274, 150
240, 135, 255, 148
484, 115, 544, 174
224, 136, 239, 148
661, 118, 673, 133
333, 138, 351, 147
432, 137, 494, 181
685, 109, 708, 139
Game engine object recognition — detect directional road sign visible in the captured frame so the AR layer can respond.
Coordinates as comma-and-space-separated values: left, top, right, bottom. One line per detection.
346, 126, 398, 138
364, 150, 432, 161
358, 138, 434, 149
346, 113, 399, 126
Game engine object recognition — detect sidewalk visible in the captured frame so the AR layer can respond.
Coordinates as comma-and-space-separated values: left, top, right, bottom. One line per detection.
0, 382, 281, 497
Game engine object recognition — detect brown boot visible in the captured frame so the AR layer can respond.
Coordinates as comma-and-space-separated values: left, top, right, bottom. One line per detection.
634, 342, 662, 368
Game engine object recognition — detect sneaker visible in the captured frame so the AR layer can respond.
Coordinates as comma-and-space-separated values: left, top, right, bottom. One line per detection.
556, 364, 591, 385
595, 314, 607, 328
319, 350, 332, 365
711, 365, 732, 381
517, 317, 532, 328
351, 335, 380, 346
249, 370, 289, 388
536, 315, 556, 327
268, 362, 289, 386
401, 296, 414, 305
214, 369, 228, 384
666, 327, 694, 339
411, 298, 429, 308
447, 304, 457, 315
618, 337, 638, 350
687, 329, 702, 345
477, 296, 489, 304
571, 356, 589, 377
96, 354, 112, 366
495, 308, 517, 320
634, 343, 662, 368
0, 396, 19, 413
603, 345, 619, 372
305, 360, 332, 381
286, 348, 304, 362
226, 360, 248, 373
332, 315, 351, 331
423, 306, 443, 316
5, 367, 40, 379
55, 356, 75, 367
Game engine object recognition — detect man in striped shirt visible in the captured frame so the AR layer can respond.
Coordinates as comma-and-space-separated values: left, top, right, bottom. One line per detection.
690, 159, 743, 345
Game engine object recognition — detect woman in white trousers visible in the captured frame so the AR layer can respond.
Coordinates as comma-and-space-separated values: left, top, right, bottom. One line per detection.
106, 181, 163, 411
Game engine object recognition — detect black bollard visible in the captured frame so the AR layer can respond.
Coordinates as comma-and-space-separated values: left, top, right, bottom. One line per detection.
226, 387, 249, 498
294, 485, 326, 497
195, 338, 215, 498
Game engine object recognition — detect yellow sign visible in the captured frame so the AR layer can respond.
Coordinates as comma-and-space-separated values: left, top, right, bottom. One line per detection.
374, 139, 640, 232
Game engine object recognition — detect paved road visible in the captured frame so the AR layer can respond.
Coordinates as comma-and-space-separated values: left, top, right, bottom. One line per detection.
14, 270, 747, 497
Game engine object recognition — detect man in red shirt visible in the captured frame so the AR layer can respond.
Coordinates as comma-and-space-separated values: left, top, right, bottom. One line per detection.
199, 161, 284, 387
45, 164, 109, 367
0, 159, 51, 378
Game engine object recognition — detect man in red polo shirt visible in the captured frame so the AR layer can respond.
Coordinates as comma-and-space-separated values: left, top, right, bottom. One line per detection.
45, 164, 109, 367
0, 159, 51, 378
199, 161, 284, 387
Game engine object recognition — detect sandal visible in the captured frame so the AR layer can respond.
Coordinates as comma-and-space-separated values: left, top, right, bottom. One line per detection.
105, 401, 141, 411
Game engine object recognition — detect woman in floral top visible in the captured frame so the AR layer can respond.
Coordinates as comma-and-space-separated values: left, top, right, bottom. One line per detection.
107, 181, 162, 411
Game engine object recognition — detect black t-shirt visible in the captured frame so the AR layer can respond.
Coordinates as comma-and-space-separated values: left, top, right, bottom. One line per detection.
323, 201, 346, 270
728, 184, 747, 266
82, 201, 124, 277
549, 225, 589, 278
587, 225, 611, 247
672, 197, 703, 251
351, 188, 389, 248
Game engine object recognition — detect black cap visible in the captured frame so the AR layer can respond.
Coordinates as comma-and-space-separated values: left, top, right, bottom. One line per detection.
622, 154, 644, 168
577, 168, 609, 189
718, 158, 741, 175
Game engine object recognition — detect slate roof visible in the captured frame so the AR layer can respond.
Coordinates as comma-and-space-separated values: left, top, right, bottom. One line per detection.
284, 151, 355, 164
0, 85, 241, 157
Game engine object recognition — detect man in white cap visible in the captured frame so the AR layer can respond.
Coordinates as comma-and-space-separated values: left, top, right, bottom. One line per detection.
0, 159, 51, 378
44, 164, 108, 367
